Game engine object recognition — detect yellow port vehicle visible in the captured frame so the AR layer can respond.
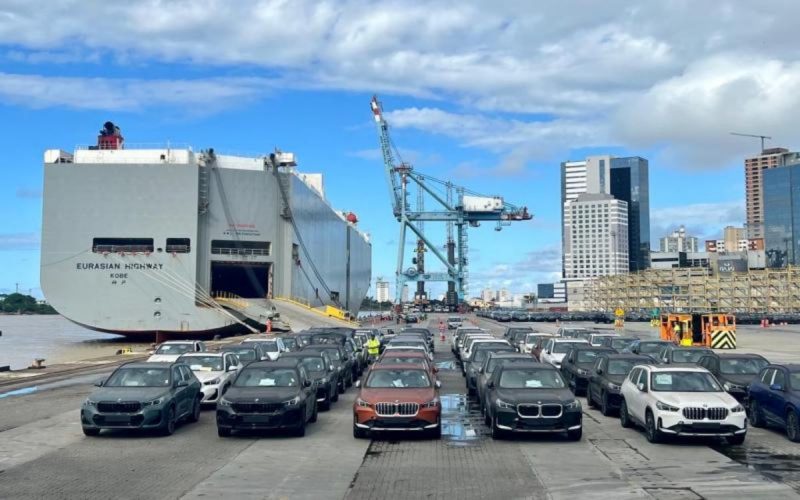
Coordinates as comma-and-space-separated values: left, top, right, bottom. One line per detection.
660, 313, 737, 349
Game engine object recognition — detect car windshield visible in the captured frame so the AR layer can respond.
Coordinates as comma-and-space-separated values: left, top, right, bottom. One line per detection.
525, 335, 547, 344
155, 344, 192, 355
473, 347, 513, 364
607, 360, 637, 375
720, 358, 769, 375
180, 355, 223, 371
498, 369, 566, 389
366, 369, 431, 388
105, 367, 170, 387
639, 343, 665, 354
310, 335, 341, 345
299, 357, 325, 372
224, 349, 256, 363
282, 338, 297, 349
611, 338, 637, 350
244, 341, 278, 352
381, 357, 426, 367
234, 368, 299, 387
651, 371, 722, 392
577, 350, 603, 363
671, 349, 711, 363
448, 317, 461, 322
554, 342, 585, 353
317, 348, 341, 360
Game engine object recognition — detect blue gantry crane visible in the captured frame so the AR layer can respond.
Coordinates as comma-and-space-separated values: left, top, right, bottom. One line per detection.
370, 95, 532, 310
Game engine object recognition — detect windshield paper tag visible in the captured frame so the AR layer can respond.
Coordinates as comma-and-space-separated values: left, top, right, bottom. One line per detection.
654, 374, 672, 385
259, 378, 276, 386
525, 380, 543, 388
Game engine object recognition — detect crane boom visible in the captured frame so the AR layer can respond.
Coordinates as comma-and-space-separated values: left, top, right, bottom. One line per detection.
370, 95, 532, 310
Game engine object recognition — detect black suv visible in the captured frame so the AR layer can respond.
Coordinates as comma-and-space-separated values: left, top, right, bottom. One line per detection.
281, 351, 340, 410
219, 345, 263, 365
400, 327, 435, 352
697, 352, 770, 403
596, 336, 639, 352
476, 353, 530, 412
622, 339, 673, 361
464, 343, 516, 396
587, 354, 653, 416
303, 344, 353, 390
560, 346, 616, 395
504, 327, 534, 351
81, 362, 202, 436
484, 362, 582, 440
216, 360, 317, 437
307, 331, 360, 379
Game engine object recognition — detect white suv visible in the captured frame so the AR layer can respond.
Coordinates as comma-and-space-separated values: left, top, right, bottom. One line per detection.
521, 333, 555, 354
619, 365, 746, 444
540, 339, 589, 369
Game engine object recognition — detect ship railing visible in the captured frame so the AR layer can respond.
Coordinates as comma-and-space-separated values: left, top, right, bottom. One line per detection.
210, 247, 270, 256
76, 142, 193, 150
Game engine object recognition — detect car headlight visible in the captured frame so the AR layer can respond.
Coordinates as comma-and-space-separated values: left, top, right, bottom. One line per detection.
320, 377, 328, 384
204, 378, 221, 386
723, 382, 743, 392
217, 397, 232, 407
656, 401, 679, 412
422, 397, 440, 408
607, 382, 621, 391
496, 398, 515, 409
143, 397, 166, 407
356, 398, 372, 408
565, 400, 581, 410
731, 404, 746, 413
283, 396, 301, 406
577, 368, 589, 376
84, 399, 96, 407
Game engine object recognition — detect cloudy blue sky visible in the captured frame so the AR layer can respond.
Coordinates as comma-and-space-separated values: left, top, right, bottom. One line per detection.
0, 0, 796, 299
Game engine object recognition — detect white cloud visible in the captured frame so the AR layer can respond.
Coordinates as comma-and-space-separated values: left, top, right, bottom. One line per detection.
1, 1, 800, 167
470, 245, 562, 294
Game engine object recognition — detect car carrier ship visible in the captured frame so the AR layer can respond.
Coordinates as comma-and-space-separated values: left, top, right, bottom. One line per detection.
40, 122, 372, 338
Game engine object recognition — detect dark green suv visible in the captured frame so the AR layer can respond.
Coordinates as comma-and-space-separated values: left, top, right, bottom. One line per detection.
81, 362, 202, 436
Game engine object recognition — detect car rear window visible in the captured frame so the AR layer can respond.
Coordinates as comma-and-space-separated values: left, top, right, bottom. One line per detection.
671, 349, 711, 363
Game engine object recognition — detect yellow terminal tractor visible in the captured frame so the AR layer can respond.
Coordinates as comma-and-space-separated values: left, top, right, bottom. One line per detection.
660, 313, 737, 349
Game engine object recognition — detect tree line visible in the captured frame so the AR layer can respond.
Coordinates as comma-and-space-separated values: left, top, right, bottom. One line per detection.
0, 293, 58, 314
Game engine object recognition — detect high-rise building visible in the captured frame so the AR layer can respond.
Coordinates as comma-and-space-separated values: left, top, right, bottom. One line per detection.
537, 283, 554, 299
764, 164, 800, 267
659, 225, 698, 253
610, 156, 650, 271
481, 288, 495, 302
498, 289, 511, 302
375, 277, 390, 303
563, 193, 629, 279
561, 155, 649, 275
745, 148, 800, 239
400, 284, 409, 303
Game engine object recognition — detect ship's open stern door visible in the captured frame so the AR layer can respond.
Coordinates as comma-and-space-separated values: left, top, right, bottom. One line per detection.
211, 261, 271, 298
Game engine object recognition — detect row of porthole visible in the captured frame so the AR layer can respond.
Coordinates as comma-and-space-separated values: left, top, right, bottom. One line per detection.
154, 297, 162, 318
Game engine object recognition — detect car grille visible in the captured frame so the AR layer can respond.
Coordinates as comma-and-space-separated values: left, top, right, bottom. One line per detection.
682, 407, 728, 421
97, 401, 141, 413
232, 402, 283, 414
516, 403, 562, 418
374, 402, 420, 417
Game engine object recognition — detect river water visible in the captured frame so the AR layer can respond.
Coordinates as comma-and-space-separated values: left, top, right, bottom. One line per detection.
0, 315, 140, 370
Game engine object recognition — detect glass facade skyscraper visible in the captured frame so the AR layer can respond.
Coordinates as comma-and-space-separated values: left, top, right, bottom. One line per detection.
610, 157, 650, 272
764, 164, 800, 268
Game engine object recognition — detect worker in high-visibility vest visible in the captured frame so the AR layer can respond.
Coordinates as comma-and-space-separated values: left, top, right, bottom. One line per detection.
673, 322, 682, 344
367, 334, 380, 362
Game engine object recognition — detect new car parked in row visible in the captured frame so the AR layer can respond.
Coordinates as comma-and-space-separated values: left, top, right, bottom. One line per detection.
216, 360, 318, 437
177, 352, 242, 406
484, 362, 582, 440
464, 342, 516, 395
559, 345, 616, 396
82, 362, 202, 436
281, 351, 339, 410
520, 333, 555, 355
748, 364, 800, 442
619, 364, 746, 444
476, 352, 531, 413
353, 364, 442, 438
697, 352, 769, 403
622, 340, 673, 362
587, 354, 653, 416
147, 340, 206, 363
656, 345, 713, 365
540, 338, 590, 369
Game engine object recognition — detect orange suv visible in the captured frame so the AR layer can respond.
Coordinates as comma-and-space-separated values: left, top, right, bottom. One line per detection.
353, 364, 441, 439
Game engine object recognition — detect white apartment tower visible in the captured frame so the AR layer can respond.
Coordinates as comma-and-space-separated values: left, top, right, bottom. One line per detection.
563, 193, 629, 279
375, 278, 390, 303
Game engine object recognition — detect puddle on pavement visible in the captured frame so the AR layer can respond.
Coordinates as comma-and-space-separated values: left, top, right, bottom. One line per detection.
440, 393, 487, 446
715, 445, 800, 477
435, 361, 458, 370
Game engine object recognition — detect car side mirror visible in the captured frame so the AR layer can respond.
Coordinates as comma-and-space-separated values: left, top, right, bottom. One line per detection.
177, 380, 189, 388
433, 367, 439, 373
596, 368, 603, 375
227, 365, 238, 372
303, 379, 312, 388
94, 379, 104, 387
354, 380, 361, 388
636, 382, 646, 392
770, 383, 785, 392
487, 381, 495, 389
435, 380, 441, 389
